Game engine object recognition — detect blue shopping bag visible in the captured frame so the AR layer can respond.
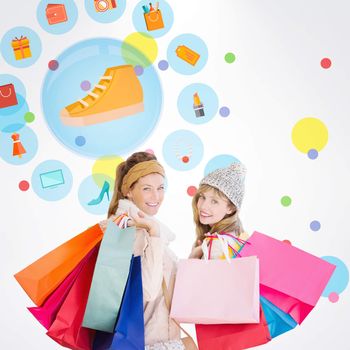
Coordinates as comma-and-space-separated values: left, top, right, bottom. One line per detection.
93, 255, 145, 350
260, 296, 297, 338
83, 221, 135, 332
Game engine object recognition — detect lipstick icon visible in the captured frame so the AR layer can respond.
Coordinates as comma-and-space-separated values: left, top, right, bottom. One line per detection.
193, 92, 205, 117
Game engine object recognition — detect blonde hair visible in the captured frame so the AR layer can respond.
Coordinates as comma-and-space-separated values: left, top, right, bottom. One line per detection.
192, 184, 244, 245
107, 152, 157, 218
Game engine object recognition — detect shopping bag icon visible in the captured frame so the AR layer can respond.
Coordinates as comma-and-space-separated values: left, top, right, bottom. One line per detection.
0, 83, 18, 109
46, 4, 68, 25
144, 10, 164, 31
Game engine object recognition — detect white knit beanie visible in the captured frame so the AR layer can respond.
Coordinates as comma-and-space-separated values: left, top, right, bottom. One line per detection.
200, 162, 246, 209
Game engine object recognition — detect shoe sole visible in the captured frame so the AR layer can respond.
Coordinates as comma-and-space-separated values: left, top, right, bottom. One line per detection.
60, 102, 144, 127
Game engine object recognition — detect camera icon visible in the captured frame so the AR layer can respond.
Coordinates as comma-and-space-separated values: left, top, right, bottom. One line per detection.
94, 0, 117, 12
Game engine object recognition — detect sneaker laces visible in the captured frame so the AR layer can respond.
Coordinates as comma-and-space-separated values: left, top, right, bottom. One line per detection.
79, 75, 112, 107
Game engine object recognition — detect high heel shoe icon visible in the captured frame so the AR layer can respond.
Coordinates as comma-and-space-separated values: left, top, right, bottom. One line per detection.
88, 180, 110, 206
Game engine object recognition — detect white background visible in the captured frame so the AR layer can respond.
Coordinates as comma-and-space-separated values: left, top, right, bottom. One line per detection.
1, 0, 349, 349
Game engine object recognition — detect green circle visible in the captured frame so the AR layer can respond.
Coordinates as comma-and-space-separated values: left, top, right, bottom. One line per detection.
281, 196, 292, 207
24, 112, 35, 123
225, 52, 236, 63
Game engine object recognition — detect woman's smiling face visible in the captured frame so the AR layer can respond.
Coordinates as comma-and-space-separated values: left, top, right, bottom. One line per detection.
127, 173, 165, 216
196, 187, 233, 226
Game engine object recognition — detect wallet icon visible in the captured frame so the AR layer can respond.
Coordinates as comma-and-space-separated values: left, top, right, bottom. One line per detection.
46, 4, 68, 25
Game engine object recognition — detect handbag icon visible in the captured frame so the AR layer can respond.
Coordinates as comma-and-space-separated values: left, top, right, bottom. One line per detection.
46, 4, 68, 25
0, 83, 18, 109
144, 9, 164, 31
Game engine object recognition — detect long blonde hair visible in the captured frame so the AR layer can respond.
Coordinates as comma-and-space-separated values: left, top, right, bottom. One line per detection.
192, 184, 244, 245
107, 152, 157, 218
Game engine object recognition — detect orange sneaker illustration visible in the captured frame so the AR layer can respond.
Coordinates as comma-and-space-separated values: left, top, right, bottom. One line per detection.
60, 65, 144, 127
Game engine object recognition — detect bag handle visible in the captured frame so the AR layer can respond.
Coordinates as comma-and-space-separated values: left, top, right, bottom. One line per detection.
146, 10, 160, 22
0, 85, 13, 98
161, 278, 195, 341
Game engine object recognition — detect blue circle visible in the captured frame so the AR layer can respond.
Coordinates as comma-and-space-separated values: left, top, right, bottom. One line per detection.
75, 136, 86, 146
167, 34, 208, 75
0, 126, 38, 165
132, 0, 174, 38
310, 220, 321, 231
85, 0, 126, 23
162, 129, 204, 171
158, 60, 169, 70
204, 154, 240, 176
0, 27, 42, 68
0, 94, 28, 133
37, 0, 78, 35
178, 83, 219, 125
219, 106, 230, 117
321, 256, 349, 297
308, 149, 318, 159
32, 160, 73, 201
78, 174, 113, 214
41, 38, 162, 158
0, 74, 26, 99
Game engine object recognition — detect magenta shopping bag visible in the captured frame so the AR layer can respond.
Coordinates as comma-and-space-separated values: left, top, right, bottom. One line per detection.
170, 256, 259, 324
239, 231, 336, 324
28, 247, 97, 330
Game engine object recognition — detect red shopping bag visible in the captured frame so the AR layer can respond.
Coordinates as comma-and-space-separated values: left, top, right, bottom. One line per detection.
0, 83, 18, 108
28, 246, 98, 330
239, 231, 336, 324
46, 245, 99, 350
196, 306, 271, 350
14, 224, 103, 306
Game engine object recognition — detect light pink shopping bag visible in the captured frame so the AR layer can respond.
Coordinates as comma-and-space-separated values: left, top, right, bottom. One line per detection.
170, 256, 259, 324
239, 231, 336, 324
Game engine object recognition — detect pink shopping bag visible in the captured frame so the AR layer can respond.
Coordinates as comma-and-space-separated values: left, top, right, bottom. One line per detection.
170, 256, 259, 324
239, 231, 336, 324
27, 246, 98, 330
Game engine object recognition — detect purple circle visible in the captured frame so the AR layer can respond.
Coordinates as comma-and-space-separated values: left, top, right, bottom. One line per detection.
219, 106, 230, 117
48, 60, 59, 71
308, 149, 319, 159
134, 65, 144, 76
75, 136, 86, 146
80, 80, 91, 91
310, 220, 321, 231
158, 60, 169, 71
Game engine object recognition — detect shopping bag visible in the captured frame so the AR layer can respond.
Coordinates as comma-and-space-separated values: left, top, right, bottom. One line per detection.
239, 231, 336, 324
144, 10, 164, 31
82, 222, 135, 333
27, 246, 98, 330
170, 256, 259, 324
14, 224, 103, 306
46, 245, 99, 350
0, 83, 18, 108
260, 296, 297, 338
46, 4, 68, 25
196, 305, 271, 350
93, 255, 144, 350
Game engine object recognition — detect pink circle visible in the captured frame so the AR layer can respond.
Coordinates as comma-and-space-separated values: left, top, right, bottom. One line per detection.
145, 148, 154, 154
328, 292, 339, 303
48, 60, 59, 71
187, 186, 197, 197
321, 58, 332, 69
19, 180, 30, 191
283, 239, 292, 245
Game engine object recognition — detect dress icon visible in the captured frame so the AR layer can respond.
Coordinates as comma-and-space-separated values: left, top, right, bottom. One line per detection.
12, 133, 26, 158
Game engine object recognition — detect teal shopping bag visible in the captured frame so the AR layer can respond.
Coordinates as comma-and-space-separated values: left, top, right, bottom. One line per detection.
82, 221, 135, 332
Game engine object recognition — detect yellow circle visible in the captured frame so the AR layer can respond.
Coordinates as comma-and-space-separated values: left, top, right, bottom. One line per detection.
92, 156, 124, 190
122, 32, 158, 67
291, 117, 328, 153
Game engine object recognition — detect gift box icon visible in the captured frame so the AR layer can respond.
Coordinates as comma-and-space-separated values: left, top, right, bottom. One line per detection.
11, 36, 32, 60
46, 4, 68, 25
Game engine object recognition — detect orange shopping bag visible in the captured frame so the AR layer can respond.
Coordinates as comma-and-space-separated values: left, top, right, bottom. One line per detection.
14, 224, 103, 306
144, 10, 164, 31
